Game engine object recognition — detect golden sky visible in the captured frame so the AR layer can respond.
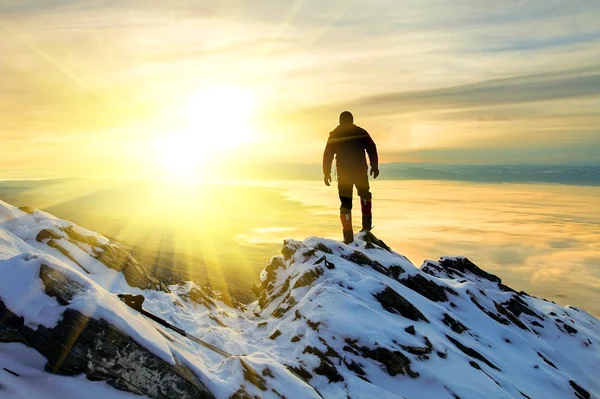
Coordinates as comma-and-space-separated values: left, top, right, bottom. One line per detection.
1, 1, 600, 179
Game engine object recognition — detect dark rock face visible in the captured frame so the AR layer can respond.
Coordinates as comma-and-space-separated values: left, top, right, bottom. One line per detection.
36, 229, 62, 242
303, 346, 344, 383
343, 251, 378, 268
422, 257, 501, 283
270, 330, 282, 340
0, 302, 214, 399
282, 240, 305, 261
537, 352, 557, 369
345, 339, 418, 378
179, 283, 246, 311
239, 359, 267, 391
93, 243, 167, 290
262, 256, 286, 289
501, 296, 543, 321
442, 313, 468, 334
344, 249, 405, 280
361, 231, 392, 252
292, 267, 324, 290
374, 286, 428, 322
38, 224, 180, 291
400, 274, 456, 302
345, 359, 366, 376
250, 236, 599, 398
0, 265, 215, 399
446, 335, 500, 371
562, 323, 578, 335
569, 380, 591, 399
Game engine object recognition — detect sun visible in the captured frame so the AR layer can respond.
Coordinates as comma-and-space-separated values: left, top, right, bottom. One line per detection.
154, 85, 258, 181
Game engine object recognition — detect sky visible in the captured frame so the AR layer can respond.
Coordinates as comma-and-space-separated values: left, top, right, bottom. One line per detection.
1, 0, 600, 179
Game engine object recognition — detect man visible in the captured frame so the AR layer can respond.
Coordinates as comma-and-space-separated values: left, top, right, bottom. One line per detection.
323, 111, 379, 244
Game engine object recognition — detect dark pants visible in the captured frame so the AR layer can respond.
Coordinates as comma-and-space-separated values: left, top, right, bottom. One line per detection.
338, 173, 372, 231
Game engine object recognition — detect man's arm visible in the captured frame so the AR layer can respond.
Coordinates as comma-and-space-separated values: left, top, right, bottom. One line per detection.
323, 137, 335, 176
322, 136, 335, 185
364, 132, 379, 176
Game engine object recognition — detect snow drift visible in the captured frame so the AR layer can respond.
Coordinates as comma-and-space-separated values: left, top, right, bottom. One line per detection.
0, 199, 599, 399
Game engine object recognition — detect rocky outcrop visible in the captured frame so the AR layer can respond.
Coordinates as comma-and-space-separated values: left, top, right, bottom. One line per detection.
0, 264, 214, 399
374, 286, 428, 322
250, 234, 600, 399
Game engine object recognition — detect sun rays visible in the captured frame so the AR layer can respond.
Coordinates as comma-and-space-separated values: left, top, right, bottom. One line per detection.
152, 85, 260, 182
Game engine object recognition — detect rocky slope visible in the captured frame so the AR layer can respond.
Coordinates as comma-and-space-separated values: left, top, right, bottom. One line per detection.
0, 199, 599, 399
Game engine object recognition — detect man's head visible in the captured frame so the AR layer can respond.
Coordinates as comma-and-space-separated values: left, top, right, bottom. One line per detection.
339, 111, 354, 125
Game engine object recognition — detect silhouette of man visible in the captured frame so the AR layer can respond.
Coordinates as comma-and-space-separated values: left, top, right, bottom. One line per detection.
323, 111, 379, 244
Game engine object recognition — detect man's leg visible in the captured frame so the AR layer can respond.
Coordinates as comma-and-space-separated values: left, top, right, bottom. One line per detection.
356, 175, 372, 231
338, 178, 354, 244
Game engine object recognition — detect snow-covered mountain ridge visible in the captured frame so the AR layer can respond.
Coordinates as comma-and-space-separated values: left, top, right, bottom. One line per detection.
0, 199, 598, 399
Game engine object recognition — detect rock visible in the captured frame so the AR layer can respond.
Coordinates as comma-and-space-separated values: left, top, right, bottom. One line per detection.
360, 231, 392, 252
272, 295, 297, 318
0, 301, 214, 399
344, 339, 418, 378
374, 287, 428, 322
569, 380, 591, 399
286, 365, 312, 381
502, 296, 544, 321
400, 274, 456, 302
563, 323, 578, 335
442, 313, 468, 334
93, 243, 166, 290
388, 265, 405, 280
292, 267, 324, 290
314, 243, 333, 254
35, 229, 62, 242
0, 265, 215, 399
537, 352, 557, 369
262, 256, 286, 288
240, 359, 267, 391
179, 283, 246, 311
229, 388, 260, 399
404, 325, 416, 335
423, 257, 501, 283
342, 251, 377, 267
303, 346, 344, 383
344, 359, 366, 376
282, 240, 304, 261
446, 335, 500, 371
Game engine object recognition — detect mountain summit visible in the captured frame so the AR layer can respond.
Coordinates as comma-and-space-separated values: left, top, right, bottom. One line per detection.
0, 199, 598, 399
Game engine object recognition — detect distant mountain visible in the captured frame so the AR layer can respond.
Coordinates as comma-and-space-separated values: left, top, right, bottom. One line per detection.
382, 163, 600, 185
1, 163, 599, 185
0, 199, 599, 398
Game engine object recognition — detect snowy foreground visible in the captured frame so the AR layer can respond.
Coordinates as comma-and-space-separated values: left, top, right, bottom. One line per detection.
0, 200, 599, 399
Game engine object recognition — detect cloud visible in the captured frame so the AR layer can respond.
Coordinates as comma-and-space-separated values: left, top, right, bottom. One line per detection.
1, 0, 600, 173
296, 67, 600, 119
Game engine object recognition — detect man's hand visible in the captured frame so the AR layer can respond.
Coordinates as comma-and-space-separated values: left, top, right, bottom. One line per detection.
370, 167, 379, 179
324, 174, 332, 186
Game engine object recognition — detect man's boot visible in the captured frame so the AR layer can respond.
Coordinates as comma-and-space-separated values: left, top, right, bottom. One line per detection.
361, 198, 372, 231
340, 211, 354, 244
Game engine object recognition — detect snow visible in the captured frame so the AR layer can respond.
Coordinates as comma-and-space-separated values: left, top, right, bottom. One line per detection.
0, 343, 143, 399
0, 252, 64, 329
1, 199, 599, 399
